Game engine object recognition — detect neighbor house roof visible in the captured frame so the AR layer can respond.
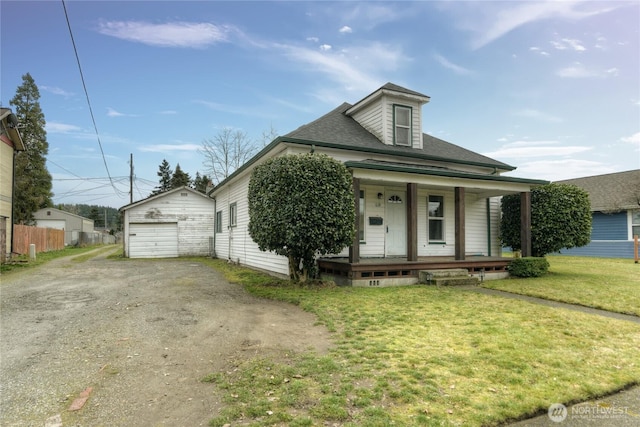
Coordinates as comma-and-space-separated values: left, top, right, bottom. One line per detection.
33, 207, 93, 222
119, 186, 214, 212
555, 170, 640, 212
283, 103, 515, 171
0, 108, 25, 151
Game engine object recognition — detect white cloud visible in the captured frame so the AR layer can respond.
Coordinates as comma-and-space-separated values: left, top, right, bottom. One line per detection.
621, 132, 640, 148
551, 38, 586, 51
445, 1, 621, 50
107, 107, 125, 117
341, 4, 403, 30
483, 140, 592, 159
46, 122, 82, 133
275, 41, 407, 99
556, 62, 597, 78
319, 44, 332, 51
433, 53, 473, 75
139, 143, 201, 152
513, 108, 563, 123
96, 21, 236, 48
41, 86, 74, 97
529, 46, 550, 56
306, 36, 319, 43
508, 159, 614, 181
339, 26, 353, 34
605, 67, 619, 76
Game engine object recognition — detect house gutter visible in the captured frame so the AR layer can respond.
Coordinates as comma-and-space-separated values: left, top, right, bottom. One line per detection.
344, 161, 549, 185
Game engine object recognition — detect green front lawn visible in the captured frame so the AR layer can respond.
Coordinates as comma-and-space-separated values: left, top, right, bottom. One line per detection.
484, 256, 640, 316
201, 258, 640, 427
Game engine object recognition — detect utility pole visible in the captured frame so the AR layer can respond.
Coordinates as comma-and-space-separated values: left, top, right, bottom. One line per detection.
129, 153, 133, 204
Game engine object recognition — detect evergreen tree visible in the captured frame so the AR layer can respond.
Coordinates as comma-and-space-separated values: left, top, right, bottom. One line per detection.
248, 154, 355, 282
152, 159, 172, 195
193, 172, 211, 194
10, 73, 53, 224
500, 183, 592, 257
88, 207, 100, 223
170, 163, 192, 189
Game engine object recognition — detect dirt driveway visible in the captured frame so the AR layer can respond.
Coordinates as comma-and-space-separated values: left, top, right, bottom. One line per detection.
0, 247, 332, 426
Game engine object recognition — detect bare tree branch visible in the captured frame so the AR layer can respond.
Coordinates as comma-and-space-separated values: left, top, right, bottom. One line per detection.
199, 128, 258, 185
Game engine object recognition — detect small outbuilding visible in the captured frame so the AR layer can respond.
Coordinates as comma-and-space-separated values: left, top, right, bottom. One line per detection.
119, 186, 215, 258
33, 207, 95, 246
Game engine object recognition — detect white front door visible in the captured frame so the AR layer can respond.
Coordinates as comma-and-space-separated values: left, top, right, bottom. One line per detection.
385, 191, 406, 256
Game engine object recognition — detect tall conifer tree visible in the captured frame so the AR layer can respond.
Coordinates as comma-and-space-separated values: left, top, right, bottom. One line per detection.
152, 159, 173, 195
10, 73, 53, 224
170, 164, 191, 189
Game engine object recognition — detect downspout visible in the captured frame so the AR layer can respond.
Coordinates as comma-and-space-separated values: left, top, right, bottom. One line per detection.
206, 185, 217, 259
212, 197, 216, 258
486, 198, 492, 257
10, 148, 17, 256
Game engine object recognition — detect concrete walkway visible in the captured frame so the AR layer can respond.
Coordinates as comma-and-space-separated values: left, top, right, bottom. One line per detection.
461, 286, 640, 324
457, 285, 640, 426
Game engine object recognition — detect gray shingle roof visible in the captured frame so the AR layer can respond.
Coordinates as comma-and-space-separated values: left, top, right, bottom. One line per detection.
284, 102, 514, 170
555, 170, 640, 211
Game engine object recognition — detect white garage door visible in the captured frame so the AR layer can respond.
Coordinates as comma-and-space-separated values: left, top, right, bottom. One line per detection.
129, 223, 178, 258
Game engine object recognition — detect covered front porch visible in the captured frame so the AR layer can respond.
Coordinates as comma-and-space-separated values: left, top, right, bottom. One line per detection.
318, 255, 511, 286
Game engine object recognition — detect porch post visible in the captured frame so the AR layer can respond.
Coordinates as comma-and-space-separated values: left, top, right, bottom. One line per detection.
520, 192, 532, 257
455, 187, 465, 260
406, 182, 418, 261
349, 177, 360, 263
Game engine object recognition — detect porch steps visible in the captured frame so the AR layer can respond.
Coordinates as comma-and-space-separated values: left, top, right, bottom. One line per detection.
419, 268, 479, 286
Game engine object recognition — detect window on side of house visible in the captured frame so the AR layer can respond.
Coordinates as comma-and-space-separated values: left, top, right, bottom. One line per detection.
428, 195, 444, 242
359, 190, 365, 242
229, 203, 237, 228
215, 210, 223, 233
394, 105, 412, 146
632, 210, 640, 238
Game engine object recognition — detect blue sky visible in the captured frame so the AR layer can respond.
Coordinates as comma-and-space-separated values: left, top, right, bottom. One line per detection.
2, 1, 639, 208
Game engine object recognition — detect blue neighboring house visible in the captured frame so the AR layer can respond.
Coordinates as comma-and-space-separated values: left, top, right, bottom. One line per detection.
555, 170, 640, 258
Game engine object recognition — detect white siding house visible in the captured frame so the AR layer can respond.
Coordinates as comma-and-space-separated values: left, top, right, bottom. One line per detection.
210, 83, 547, 285
120, 186, 216, 258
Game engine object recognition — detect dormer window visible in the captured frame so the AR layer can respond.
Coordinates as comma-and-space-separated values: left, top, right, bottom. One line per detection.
393, 105, 412, 146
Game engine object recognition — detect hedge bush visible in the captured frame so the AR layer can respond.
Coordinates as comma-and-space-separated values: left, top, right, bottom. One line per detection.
508, 257, 550, 278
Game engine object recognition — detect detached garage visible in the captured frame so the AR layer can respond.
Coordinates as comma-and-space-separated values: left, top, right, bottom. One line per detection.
120, 186, 215, 259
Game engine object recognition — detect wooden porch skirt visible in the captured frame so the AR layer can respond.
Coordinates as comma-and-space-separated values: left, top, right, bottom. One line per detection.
318, 256, 510, 281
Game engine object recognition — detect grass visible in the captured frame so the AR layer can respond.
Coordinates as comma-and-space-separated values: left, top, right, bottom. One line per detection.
197, 257, 640, 427
484, 256, 640, 316
0, 244, 115, 275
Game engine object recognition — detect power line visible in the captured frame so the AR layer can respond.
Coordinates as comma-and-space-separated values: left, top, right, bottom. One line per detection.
61, 0, 125, 198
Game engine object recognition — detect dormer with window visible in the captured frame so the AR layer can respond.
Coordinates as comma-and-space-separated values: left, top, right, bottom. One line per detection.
345, 83, 430, 149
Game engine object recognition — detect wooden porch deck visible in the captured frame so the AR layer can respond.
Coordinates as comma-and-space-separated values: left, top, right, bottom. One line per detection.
317, 255, 511, 285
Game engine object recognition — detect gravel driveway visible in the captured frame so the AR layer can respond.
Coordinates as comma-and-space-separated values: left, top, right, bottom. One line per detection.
0, 247, 332, 426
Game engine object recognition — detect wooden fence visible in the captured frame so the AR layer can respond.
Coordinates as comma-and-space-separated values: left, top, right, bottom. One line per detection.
13, 224, 64, 255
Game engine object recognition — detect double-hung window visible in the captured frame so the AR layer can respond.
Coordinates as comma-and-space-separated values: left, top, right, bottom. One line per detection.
229, 203, 237, 228
215, 210, 223, 233
428, 195, 444, 242
632, 210, 640, 238
394, 105, 412, 146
